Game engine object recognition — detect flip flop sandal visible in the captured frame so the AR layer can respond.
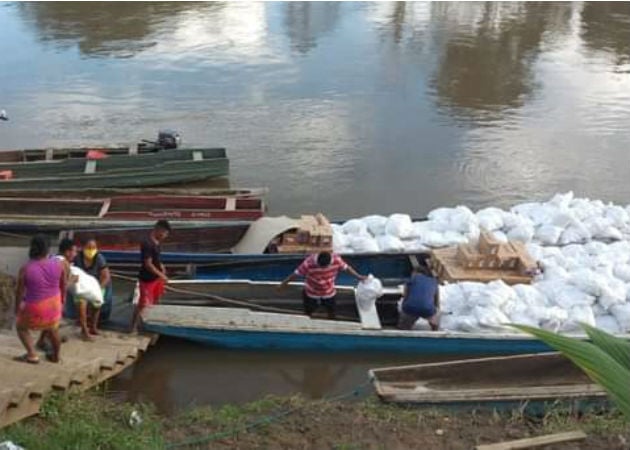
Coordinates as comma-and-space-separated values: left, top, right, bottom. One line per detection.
14, 354, 40, 364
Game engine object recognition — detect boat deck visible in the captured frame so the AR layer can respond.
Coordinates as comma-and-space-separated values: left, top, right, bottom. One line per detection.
0, 327, 152, 429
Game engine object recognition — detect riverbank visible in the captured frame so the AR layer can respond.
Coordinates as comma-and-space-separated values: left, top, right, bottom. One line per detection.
1, 390, 628, 450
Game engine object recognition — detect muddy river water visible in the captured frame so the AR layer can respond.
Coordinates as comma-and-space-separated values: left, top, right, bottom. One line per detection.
2, 2, 630, 410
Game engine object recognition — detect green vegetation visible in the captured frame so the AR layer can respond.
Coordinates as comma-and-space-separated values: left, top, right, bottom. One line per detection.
0, 391, 163, 450
514, 323, 630, 419
0, 389, 628, 450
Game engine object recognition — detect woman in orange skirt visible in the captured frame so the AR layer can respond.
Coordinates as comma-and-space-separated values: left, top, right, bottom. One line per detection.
15, 235, 67, 363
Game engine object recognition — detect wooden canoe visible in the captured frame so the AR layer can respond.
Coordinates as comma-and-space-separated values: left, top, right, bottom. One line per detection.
0, 147, 224, 177
0, 148, 229, 190
103, 250, 429, 286
141, 305, 588, 354
0, 194, 265, 231
65, 222, 251, 253
369, 353, 607, 410
0, 186, 267, 199
156, 279, 403, 325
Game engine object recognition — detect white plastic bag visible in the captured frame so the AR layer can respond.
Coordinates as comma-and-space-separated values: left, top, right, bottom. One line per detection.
611, 304, 630, 332
507, 224, 534, 243
361, 215, 388, 236
341, 219, 368, 236
613, 264, 630, 283
384, 214, 414, 239
534, 225, 563, 246
349, 235, 379, 253
560, 305, 596, 332
376, 234, 405, 253
475, 207, 505, 231
595, 314, 621, 334
355, 275, 383, 311
69, 266, 104, 306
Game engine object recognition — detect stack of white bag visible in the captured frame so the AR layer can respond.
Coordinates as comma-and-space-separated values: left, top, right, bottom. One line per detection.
333, 192, 630, 254
437, 239, 630, 335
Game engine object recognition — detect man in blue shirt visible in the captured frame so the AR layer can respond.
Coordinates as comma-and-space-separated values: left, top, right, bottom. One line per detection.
398, 266, 440, 331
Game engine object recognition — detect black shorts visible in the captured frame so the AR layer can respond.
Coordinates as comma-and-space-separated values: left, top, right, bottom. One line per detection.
302, 291, 336, 318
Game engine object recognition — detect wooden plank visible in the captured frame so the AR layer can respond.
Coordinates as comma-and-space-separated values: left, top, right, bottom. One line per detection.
475, 430, 587, 450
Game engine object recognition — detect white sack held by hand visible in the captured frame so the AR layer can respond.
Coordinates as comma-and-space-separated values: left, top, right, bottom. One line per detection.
356, 275, 383, 311
69, 265, 104, 306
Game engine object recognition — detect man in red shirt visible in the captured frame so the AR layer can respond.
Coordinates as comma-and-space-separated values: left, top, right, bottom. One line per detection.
279, 251, 366, 319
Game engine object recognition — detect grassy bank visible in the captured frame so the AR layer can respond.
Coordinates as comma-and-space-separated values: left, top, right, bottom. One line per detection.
1, 390, 628, 450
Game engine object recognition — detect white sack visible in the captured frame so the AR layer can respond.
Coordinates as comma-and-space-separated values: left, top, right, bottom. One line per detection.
595, 314, 622, 334
384, 214, 414, 239
614, 265, 630, 283
349, 235, 379, 253
69, 266, 104, 306
491, 230, 509, 243
534, 225, 563, 246
559, 224, 591, 245
332, 230, 349, 252
567, 269, 608, 296
376, 234, 405, 253
439, 284, 467, 314
599, 279, 627, 310
611, 304, 630, 332
355, 275, 383, 311
560, 305, 596, 332
361, 215, 388, 236
473, 305, 510, 329
341, 219, 368, 236
475, 207, 505, 231
507, 224, 534, 243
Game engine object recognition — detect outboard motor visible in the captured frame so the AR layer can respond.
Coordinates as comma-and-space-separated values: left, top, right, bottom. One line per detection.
157, 129, 181, 149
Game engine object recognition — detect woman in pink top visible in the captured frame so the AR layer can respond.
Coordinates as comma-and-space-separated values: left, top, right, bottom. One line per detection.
15, 235, 66, 363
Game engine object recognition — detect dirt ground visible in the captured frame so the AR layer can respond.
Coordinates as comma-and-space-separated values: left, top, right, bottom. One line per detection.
164, 397, 630, 450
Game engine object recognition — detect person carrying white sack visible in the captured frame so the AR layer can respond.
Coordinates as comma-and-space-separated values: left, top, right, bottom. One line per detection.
397, 266, 440, 331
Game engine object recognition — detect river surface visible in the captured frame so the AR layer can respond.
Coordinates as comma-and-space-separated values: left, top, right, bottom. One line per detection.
2, 2, 630, 410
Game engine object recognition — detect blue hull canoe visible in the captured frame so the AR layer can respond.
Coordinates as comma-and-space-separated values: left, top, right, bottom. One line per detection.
103, 251, 427, 285
142, 305, 556, 355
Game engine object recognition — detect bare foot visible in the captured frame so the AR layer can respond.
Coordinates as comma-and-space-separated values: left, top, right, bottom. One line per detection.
88, 328, 100, 336
81, 332, 94, 342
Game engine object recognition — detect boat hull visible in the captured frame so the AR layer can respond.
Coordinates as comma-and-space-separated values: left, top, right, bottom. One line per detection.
103, 251, 428, 285
0, 153, 229, 190
143, 323, 553, 354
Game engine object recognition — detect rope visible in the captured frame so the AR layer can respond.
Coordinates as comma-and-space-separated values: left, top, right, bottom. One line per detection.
110, 272, 359, 322
165, 379, 371, 449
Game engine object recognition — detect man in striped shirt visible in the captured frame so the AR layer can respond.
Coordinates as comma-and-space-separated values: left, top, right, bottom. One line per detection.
279, 251, 366, 319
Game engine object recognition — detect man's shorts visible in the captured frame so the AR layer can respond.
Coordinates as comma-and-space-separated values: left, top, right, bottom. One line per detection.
138, 279, 165, 309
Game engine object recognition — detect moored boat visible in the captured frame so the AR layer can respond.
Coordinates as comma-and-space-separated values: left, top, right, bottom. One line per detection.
0, 147, 229, 190
369, 353, 607, 410
104, 250, 428, 285
142, 304, 574, 354
155, 279, 403, 324
0, 194, 265, 232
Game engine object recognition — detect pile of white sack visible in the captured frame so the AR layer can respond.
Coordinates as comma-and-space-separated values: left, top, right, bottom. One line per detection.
332, 191, 630, 254
334, 192, 630, 336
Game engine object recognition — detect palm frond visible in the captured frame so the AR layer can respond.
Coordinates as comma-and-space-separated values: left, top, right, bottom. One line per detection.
512, 324, 630, 419
581, 323, 630, 370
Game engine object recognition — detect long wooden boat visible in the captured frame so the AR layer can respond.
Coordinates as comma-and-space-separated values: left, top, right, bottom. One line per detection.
0, 146, 224, 177
157, 280, 403, 325
104, 251, 428, 285
141, 305, 595, 354
0, 194, 265, 232
0, 186, 267, 199
369, 353, 607, 411
67, 222, 251, 253
0, 148, 229, 190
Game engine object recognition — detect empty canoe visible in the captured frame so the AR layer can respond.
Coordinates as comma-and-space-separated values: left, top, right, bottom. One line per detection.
0, 194, 265, 231
369, 353, 607, 410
